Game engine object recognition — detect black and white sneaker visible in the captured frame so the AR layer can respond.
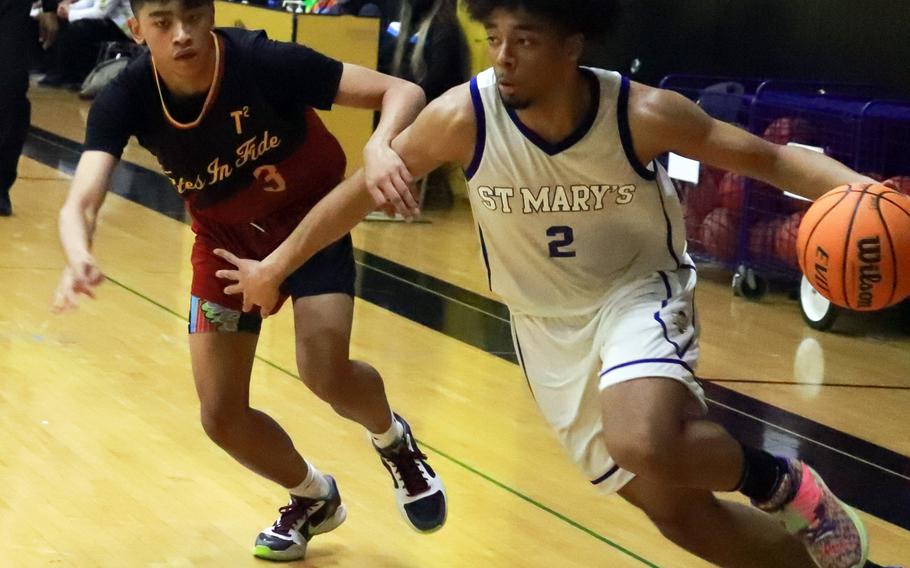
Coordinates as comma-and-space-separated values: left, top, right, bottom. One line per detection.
374, 414, 447, 533
253, 475, 347, 561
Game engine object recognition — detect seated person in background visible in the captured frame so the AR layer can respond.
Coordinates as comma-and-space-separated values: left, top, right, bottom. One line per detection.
382, 0, 469, 208
330, 0, 400, 23
28, 0, 59, 73
40, 0, 132, 88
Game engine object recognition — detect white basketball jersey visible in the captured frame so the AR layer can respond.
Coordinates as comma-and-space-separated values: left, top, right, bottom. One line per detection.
464, 67, 691, 317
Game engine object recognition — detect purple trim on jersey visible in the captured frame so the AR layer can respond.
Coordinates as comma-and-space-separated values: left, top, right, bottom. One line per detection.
511, 321, 535, 399
654, 271, 684, 357
655, 178, 683, 269
478, 224, 492, 290
617, 76, 657, 180
657, 270, 672, 307
679, 335, 696, 358
679, 266, 698, 357
599, 358, 695, 378
591, 464, 620, 485
654, 307, 685, 357
503, 68, 600, 156
465, 77, 487, 180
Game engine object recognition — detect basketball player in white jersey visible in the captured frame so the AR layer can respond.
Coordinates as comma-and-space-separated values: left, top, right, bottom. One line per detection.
213, 2, 889, 567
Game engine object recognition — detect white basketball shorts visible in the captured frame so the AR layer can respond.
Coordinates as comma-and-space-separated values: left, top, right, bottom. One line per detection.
509, 266, 707, 494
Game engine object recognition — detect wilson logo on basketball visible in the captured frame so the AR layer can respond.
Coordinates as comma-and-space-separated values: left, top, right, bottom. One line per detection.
811, 246, 831, 296
856, 236, 882, 309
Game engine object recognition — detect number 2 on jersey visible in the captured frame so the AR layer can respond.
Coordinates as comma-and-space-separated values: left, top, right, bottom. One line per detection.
254, 164, 286, 192
547, 226, 576, 258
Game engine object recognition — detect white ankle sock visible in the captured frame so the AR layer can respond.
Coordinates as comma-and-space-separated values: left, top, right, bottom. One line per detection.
288, 463, 330, 499
370, 413, 404, 449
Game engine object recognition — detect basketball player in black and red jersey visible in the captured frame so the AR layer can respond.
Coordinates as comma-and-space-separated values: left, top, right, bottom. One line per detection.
52, 0, 445, 560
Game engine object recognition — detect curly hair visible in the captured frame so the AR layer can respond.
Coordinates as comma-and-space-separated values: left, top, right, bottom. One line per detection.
464, 0, 620, 38
130, 0, 212, 17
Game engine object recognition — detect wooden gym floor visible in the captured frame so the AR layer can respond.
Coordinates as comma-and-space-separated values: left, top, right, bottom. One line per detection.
0, 86, 907, 567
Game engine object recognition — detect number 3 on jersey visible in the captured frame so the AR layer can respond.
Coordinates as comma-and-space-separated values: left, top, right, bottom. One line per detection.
547, 226, 576, 258
254, 164, 286, 192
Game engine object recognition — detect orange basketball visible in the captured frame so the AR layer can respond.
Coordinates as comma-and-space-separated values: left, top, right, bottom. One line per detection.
797, 184, 910, 311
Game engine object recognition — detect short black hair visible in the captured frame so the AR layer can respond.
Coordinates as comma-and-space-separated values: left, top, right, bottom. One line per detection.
130, 0, 212, 17
464, 0, 620, 38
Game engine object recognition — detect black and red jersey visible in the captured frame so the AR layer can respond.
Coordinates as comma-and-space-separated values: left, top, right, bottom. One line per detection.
84, 27, 347, 225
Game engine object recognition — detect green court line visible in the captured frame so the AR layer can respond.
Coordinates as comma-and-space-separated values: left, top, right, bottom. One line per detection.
418, 441, 659, 567
104, 274, 661, 567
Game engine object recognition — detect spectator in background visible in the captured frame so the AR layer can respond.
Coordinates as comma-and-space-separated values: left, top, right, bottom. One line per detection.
331, 0, 399, 26
40, 0, 132, 88
1, 0, 59, 216
329, 0, 468, 208
384, 0, 468, 208
386, 0, 467, 102
28, 1, 58, 72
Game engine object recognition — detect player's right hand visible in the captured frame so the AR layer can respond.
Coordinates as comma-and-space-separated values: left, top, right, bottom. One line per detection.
51, 257, 104, 313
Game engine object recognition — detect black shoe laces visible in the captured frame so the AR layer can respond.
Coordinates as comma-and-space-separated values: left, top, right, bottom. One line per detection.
274, 496, 318, 535
385, 439, 430, 496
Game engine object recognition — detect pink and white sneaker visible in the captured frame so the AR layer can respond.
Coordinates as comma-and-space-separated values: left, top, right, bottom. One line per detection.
755, 459, 868, 568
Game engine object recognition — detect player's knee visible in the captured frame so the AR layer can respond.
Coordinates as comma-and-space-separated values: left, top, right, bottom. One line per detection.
299, 360, 353, 404
199, 404, 245, 447
605, 428, 679, 479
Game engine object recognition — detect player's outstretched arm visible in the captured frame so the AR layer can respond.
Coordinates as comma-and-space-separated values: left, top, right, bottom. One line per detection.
627, 82, 876, 200
53, 151, 117, 312
215, 84, 476, 316
335, 63, 427, 210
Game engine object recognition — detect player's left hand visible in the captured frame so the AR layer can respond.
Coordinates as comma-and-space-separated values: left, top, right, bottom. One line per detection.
214, 249, 281, 318
363, 141, 419, 220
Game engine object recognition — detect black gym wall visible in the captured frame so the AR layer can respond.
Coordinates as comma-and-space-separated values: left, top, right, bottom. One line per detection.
584, 0, 909, 97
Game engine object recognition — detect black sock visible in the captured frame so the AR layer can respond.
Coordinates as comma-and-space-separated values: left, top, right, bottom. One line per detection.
736, 445, 788, 502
